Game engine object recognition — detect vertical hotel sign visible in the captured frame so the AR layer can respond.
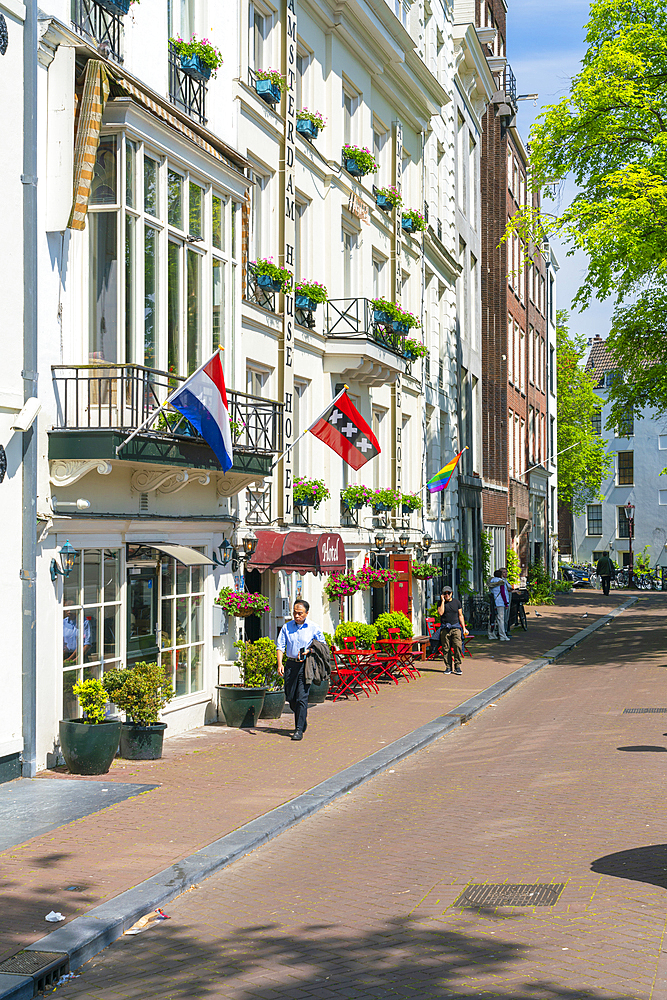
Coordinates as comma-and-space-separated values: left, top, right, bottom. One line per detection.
392, 121, 403, 497
279, 0, 297, 523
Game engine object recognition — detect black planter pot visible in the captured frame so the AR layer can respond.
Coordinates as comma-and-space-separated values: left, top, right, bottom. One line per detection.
308, 676, 330, 704
260, 689, 286, 719
119, 722, 167, 760
59, 719, 121, 775
217, 686, 267, 728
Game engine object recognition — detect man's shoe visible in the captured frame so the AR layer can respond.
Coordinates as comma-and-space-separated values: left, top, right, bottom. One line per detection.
454, 668, 462, 675
445, 667, 452, 674
291, 730, 304, 741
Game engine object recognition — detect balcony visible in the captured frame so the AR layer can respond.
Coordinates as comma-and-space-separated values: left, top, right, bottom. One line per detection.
49, 364, 282, 494
71, 0, 124, 62
169, 41, 207, 125
323, 298, 408, 386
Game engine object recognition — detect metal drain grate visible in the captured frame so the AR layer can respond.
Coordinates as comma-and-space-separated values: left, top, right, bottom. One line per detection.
623, 708, 667, 714
454, 883, 565, 908
0, 950, 69, 994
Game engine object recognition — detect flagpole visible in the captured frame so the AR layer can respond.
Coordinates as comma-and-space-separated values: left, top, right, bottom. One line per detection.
269, 384, 348, 472
115, 347, 225, 456
523, 441, 576, 477
423, 446, 468, 489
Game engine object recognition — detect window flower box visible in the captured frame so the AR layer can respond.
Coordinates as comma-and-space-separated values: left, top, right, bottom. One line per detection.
179, 53, 211, 82
375, 185, 402, 212
97, 0, 131, 13
401, 493, 423, 513
402, 209, 427, 233
256, 79, 282, 105
257, 273, 282, 292
401, 216, 415, 233
371, 298, 400, 325
295, 294, 318, 310
370, 487, 401, 513
297, 119, 319, 140
170, 36, 223, 79
391, 320, 408, 334
374, 309, 392, 324
251, 258, 292, 294
404, 338, 428, 359
342, 144, 378, 178
340, 485, 372, 510
294, 280, 327, 310
293, 476, 330, 511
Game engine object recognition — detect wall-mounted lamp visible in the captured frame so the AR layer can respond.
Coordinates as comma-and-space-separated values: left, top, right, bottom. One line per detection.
50, 539, 78, 582
374, 531, 385, 552
398, 531, 410, 550
11, 397, 41, 433
422, 533, 432, 553
211, 530, 259, 571
52, 498, 91, 511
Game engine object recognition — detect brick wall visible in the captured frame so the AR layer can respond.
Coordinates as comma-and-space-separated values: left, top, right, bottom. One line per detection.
482, 487, 508, 526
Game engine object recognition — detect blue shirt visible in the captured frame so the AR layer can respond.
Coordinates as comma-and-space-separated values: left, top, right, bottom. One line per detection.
63, 613, 91, 653
277, 619, 325, 659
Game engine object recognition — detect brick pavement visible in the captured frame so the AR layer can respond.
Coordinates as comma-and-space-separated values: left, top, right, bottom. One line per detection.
0, 592, 628, 967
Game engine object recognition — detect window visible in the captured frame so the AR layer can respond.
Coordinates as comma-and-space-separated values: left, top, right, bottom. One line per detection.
508, 408, 514, 478
550, 416, 555, 464
342, 227, 358, 298
591, 409, 601, 435
343, 85, 358, 145
160, 554, 205, 697
373, 123, 388, 187
617, 451, 633, 486
372, 254, 386, 299
617, 408, 634, 437
617, 506, 630, 538
519, 329, 526, 392
470, 254, 477, 347
549, 345, 554, 393
296, 48, 310, 110
295, 198, 310, 282
457, 115, 466, 212
249, 2, 271, 72
659, 434, 667, 451
63, 548, 122, 720
251, 168, 270, 262
587, 504, 602, 536
528, 407, 535, 464
529, 326, 534, 384
468, 133, 477, 224
293, 380, 308, 479
169, 0, 194, 39
247, 366, 269, 397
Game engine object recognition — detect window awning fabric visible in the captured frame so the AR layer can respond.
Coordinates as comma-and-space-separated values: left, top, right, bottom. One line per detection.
68, 59, 110, 231
148, 544, 214, 567
247, 531, 346, 575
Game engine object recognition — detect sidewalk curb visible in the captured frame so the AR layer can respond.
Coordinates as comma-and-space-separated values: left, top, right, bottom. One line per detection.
1, 596, 635, 996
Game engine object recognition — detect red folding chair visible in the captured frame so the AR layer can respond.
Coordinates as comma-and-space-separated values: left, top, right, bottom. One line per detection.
330, 648, 366, 701
331, 640, 378, 700
384, 628, 420, 680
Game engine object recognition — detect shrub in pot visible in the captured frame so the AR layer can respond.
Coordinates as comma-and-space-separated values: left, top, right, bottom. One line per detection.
333, 621, 378, 649
217, 641, 270, 728
374, 611, 413, 639
104, 662, 174, 760
59, 678, 121, 775
233, 638, 286, 720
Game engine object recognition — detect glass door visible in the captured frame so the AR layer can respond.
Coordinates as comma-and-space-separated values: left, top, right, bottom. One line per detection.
127, 562, 159, 666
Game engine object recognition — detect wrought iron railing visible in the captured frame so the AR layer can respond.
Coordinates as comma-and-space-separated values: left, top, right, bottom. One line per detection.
246, 264, 277, 313
168, 41, 207, 125
423, 201, 429, 224
504, 64, 517, 106
293, 502, 311, 526
51, 364, 283, 455
71, 0, 123, 62
246, 486, 272, 524
325, 298, 407, 359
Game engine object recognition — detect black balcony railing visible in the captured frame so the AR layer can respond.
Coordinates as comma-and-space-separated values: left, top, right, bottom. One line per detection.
246, 485, 272, 524
51, 364, 283, 455
246, 264, 278, 312
504, 64, 517, 106
71, 0, 123, 62
169, 41, 207, 125
325, 298, 407, 359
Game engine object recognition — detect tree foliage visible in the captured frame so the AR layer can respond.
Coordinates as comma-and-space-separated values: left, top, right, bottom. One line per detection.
604, 289, 667, 428
557, 311, 611, 513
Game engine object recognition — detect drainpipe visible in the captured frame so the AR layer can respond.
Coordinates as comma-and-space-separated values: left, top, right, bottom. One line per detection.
21, 0, 39, 776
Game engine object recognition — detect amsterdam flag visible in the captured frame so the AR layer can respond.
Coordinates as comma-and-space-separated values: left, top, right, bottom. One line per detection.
309, 390, 380, 470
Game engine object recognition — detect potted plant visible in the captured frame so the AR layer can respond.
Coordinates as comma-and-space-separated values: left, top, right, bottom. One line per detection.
98, 0, 131, 15
232, 638, 286, 720
170, 36, 224, 81
293, 476, 330, 509
342, 144, 378, 178
403, 338, 428, 361
370, 297, 400, 325
401, 209, 427, 233
340, 483, 372, 511
217, 641, 270, 728
333, 621, 378, 649
392, 306, 421, 334
254, 68, 286, 105
59, 679, 121, 775
296, 109, 326, 140
356, 567, 399, 589
216, 587, 272, 618
411, 562, 438, 579
401, 492, 423, 513
323, 572, 360, 601
375, 185, 402, 212
103, 662, 174, 760
250, 257, 292, 293
295, 279, 328, 311
370, 486, 401, 513
374, 611, 413, 639
155, 409, 197, 436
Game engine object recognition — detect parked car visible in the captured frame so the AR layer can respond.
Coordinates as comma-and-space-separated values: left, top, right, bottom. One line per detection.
560, 563, 594, 587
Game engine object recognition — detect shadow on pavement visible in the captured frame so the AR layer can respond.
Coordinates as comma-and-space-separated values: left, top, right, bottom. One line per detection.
59, 913, 639, 1000
592, 844, 667, 890
617, 745, 667, 752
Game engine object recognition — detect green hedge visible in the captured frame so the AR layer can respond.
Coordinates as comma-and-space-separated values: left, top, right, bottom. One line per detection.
373, 611, 413, 639
333, 621, 378, 649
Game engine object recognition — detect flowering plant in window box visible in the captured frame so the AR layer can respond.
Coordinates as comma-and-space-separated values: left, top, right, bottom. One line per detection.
403, 338, 428, 360
400, 492, 423, 512
342, 144, 378, 177
370, 297, 400, 324
323, 573, 360, 601
295, 279, 328, 310
401, 209, 427, 233
170, 36, 223, 80
215, 588, 272, 618
355, 567, 399, 589
340, 484, 373, 510
251, 257, 293, 294
411, 562, 439, 579
297, 109, 326, 139
370, 487, 401, 512
155, 408, 197, 437
375, 185, 402, 211
396, 307, 421, 330
293, 476, 330, 510
98, 0, 132, 15
254, 69, 287, 104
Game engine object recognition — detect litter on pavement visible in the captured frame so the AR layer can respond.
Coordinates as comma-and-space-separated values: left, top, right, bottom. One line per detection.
45, 911, 65, 922
125, 909, 171, 935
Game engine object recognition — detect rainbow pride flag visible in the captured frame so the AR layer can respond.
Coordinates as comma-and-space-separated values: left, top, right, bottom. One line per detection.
426, 447, 468, 493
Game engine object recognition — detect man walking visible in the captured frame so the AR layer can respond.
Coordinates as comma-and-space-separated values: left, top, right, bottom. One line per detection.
489, 567, 512, 641
428, 586, 469, 675
277, 600, 325, 741
596, 550, 615, 596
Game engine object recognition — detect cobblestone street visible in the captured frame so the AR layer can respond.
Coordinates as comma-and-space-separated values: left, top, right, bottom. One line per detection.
53, 595, 667, 999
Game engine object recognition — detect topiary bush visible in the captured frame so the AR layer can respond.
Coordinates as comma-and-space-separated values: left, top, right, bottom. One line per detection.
234, 638, 280, 688
73, 678, 109, 724
333, 621, 379, 649
373, 611, 413, 639
110, 661, 174, 726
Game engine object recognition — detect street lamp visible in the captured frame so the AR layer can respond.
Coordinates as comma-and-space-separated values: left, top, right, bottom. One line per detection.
242, 530, 259, 559
624, 503, 635, 587
374, 532, 385, 552
398, 531, 410, 551
50, 539, 78, 582
422, 533, 432, 554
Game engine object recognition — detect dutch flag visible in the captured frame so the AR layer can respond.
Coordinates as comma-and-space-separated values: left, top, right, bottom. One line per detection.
168, 350, 233, 472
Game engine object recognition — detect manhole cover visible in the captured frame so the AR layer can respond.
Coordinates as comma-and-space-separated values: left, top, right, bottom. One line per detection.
0, 951, 66, 976
623, 708, 667, 714
454, 883, 565, 907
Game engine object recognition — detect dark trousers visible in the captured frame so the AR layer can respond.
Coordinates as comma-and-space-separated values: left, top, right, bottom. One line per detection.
429, 627, 463, 669
284, 658, 310, 732
601, 575, 611, 596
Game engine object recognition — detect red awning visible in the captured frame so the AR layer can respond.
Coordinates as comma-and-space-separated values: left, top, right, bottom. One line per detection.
247, 531, 346, 574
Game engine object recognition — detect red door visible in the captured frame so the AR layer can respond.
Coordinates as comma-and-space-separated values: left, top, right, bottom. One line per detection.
390, 555, 412, 620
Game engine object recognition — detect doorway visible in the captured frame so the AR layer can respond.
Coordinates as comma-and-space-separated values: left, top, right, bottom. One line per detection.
126, 554, 159, 667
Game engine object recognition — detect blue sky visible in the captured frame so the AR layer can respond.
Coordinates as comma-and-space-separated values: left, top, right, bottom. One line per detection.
507, 0, 614, 338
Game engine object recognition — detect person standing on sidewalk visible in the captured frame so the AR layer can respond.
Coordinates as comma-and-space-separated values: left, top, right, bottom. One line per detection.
596, 550, 615, 596
428, 586, 469, 674
489, 568, 512, 641
277, 600, 325, 742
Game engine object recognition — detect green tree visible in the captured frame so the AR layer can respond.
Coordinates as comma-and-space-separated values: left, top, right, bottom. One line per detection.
557, 311, 611, 513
